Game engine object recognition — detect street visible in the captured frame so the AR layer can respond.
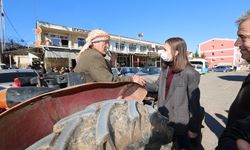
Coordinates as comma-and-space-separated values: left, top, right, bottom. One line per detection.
200, 71, 249, 149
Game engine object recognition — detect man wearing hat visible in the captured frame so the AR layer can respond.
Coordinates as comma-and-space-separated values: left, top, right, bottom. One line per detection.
74, 29, 145, 86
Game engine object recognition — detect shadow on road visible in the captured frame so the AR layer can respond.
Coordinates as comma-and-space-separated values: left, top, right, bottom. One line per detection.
204, 112, 225, 138
218, 75, 246, 82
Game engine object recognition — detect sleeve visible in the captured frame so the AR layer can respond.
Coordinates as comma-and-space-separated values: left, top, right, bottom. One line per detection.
88, 54, 132, 82
217, 116, 250, 149
187, 70, 202, 133
145, 76, 159, 92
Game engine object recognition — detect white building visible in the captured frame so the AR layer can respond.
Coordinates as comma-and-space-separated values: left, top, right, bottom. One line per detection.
34, 21, 163, 70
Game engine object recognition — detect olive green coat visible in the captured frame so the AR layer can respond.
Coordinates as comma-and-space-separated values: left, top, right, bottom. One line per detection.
74, 48, 132, 83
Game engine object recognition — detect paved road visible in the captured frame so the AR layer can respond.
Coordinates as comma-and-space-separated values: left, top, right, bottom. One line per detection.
200, 71, 249, 149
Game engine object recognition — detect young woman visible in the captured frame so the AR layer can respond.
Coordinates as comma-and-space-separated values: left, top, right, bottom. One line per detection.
146, 37, 202, 149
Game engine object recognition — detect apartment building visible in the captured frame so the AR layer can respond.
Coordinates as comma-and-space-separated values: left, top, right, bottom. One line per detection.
198, 38, 241, 68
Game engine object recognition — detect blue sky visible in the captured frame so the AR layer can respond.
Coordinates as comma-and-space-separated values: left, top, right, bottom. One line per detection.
3, 0, 250, 52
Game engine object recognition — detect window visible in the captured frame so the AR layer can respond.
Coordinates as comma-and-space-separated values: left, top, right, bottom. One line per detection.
61, 40, 68, 47
221, 51, 224, 53
129, 43, 136, 51
60, 35, 68, 39
60, 36, 68, 47
115, 43, 119, 49
78, 38, 85, 47
116, 43, 125, 51
189, 61, 203, 65
49, 34, 68, 47
140, 45, 146, 51
147, 45, 153, 51
51, 38, 60, 46
120, 43, 125, 50
221, 58, 224, 60
212, 52, 214, 56
155, 46, 164, 51
0, 72, 37, 83
50, 34, 57, 38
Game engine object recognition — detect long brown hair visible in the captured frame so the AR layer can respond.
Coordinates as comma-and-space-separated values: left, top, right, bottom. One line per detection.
163, 37, 191, 72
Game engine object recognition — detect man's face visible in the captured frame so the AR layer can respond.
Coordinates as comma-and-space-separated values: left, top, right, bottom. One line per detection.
93, 40, 110, 55
235, 18, 250, 62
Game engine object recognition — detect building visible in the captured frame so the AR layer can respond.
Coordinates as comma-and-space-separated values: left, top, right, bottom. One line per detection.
34, 21, 163, 70
2, 47, 41, 69
198, 38, 241, 68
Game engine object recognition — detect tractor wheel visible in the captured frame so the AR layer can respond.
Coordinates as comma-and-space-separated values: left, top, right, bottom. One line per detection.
27, 100, 173, 150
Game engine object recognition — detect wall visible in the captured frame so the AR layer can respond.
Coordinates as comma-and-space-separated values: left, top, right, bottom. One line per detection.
199, 39, 241, 67
13, 55, 30, 68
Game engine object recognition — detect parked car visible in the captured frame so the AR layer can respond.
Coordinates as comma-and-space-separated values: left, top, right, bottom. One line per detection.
119, 67, 139, 76
134, 67, 149, 76
146, 67, 161, 75
139, 67, 161, 83
210, 66, 232, 72
111, 68, 121, 76
0, 71, 85, 113
191, 64, 203, 74
0, 63, 8, 70
0, 69, 38, 89
224, 65, 237, 71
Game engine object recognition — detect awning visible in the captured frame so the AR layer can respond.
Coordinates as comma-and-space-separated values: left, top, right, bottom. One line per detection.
45, 50, 78, 60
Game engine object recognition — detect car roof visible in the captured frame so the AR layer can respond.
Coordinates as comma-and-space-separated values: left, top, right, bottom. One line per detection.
0, 69, 38, 84
0, 69, 36, 74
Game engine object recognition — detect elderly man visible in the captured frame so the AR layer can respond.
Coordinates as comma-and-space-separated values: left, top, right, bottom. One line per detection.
74, 29, 145, 86
217, 10, 250, 150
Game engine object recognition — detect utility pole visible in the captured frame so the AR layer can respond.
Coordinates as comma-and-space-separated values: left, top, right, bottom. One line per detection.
137, 33, 143, 67
0, 0, 5, 64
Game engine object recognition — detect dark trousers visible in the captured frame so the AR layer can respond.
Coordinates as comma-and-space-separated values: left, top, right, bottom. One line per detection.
173, 134, 192, 150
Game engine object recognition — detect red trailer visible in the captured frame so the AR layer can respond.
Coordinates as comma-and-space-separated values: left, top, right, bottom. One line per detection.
0, 82, 147, 150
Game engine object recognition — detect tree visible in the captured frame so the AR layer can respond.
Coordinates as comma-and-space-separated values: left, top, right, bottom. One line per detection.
194, 50, 199, 58
201, 53, 206, 58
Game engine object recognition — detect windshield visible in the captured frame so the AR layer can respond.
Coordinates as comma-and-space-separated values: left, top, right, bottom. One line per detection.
190, 61, 203, 65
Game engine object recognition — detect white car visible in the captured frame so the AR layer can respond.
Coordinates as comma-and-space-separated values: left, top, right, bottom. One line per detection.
191, 64, 203, 74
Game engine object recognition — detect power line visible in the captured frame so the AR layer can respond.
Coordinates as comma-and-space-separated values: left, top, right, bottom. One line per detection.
3, 8, 25, 42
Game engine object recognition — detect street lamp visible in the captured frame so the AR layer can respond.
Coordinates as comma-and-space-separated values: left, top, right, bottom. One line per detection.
138, 33, 143, 39
137, 33, 144, 67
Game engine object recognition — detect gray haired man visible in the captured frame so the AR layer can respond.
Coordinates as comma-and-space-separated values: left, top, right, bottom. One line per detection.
217, 10, 250, 150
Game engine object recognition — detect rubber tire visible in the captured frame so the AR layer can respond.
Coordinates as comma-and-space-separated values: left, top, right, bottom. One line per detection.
27, 100, 173, 150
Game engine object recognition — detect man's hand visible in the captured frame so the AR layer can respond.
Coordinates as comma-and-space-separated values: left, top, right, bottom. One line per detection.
188, 130, 198, 139
131, 76, 146, 86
